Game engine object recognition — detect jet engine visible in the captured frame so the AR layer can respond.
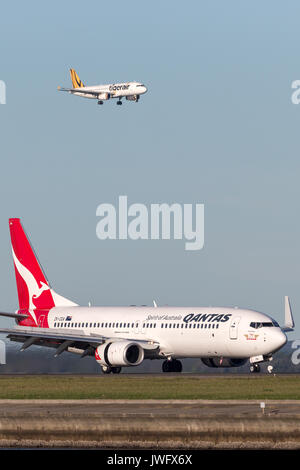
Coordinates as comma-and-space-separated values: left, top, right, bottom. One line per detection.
95, 341, 144, 367
201, 358, 247, 368
126, 95, 139, 101
98, 92, 110, 100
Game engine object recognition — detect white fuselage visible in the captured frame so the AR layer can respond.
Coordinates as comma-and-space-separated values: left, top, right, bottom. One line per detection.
45, 306, 287, 359
73, 82, 147, 100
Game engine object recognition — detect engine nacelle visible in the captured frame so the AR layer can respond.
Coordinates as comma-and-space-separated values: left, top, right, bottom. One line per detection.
98, 92, 110, 100
201, 357, 247, 368
126, 95, 139, 101
95, 341, 144, 367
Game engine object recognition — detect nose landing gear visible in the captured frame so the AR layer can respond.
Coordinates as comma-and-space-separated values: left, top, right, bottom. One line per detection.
249, 355, 274, 374
250, 363, 260, 373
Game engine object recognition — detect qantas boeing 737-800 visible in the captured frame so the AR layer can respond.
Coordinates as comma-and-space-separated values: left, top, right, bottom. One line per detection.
0, 219, 293, 374
58, 68, 147, 105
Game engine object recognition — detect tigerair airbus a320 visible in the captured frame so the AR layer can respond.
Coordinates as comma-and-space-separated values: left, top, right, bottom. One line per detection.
0, 219, 293, 374
58, 68, 148, 105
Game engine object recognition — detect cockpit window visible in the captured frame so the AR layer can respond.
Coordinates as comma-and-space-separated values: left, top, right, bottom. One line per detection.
250, 321, 277, 329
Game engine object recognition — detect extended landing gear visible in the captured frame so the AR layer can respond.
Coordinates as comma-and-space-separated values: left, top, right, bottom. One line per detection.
101, 365, 122, 374
249, 355, 274, 374
98, 100, 103, 105
116, 99, 122, 105
250, 363, 261, 373
162, 359, 182, 373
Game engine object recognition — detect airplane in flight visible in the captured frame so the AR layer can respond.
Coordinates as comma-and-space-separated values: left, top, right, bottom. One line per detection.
0, 219, 292, 374
58, 68, 148, 105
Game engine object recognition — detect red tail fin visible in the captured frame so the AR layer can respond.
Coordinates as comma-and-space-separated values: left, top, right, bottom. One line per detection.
9, 218, 77, 313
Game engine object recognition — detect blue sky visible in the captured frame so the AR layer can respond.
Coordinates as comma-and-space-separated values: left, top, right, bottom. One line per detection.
0, 1, 300, 337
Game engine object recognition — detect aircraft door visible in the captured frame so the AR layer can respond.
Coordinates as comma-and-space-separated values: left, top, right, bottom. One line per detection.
229, 316, 241, 340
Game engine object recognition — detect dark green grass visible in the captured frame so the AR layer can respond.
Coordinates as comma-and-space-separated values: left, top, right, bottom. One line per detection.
0, 375, 300, 399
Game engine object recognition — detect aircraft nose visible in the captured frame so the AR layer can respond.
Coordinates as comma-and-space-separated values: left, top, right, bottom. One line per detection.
275, 330, 287, 350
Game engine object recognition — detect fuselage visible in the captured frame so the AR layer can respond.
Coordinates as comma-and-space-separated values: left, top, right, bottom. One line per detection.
73, 82, 147, 99
19, 306, 287, 360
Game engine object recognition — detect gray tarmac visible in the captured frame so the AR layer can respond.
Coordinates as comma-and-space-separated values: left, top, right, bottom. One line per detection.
0, 398, 299, 417
0, 399, 300, 449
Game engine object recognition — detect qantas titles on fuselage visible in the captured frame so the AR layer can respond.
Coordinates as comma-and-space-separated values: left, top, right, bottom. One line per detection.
52, 312, 232, 326
0, 218, 292, 375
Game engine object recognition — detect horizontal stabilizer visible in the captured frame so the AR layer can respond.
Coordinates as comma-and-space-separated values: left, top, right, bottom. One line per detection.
0, 311, 28, 321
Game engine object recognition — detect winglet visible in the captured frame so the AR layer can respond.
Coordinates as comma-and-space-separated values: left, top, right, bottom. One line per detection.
284, 296, 295, 331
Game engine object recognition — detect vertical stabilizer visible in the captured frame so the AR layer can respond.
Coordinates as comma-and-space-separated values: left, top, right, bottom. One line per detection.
70, 68, 84, 88
9, 218, 77, 312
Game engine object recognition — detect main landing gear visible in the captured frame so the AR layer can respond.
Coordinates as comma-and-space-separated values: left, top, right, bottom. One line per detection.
116, 99, 122, 105
101, 365, 122, 374
98, 100, 103, 105
162, 359, 182, 373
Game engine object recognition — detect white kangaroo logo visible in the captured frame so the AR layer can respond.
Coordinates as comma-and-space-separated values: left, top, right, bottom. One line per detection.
12, 247, 50, 322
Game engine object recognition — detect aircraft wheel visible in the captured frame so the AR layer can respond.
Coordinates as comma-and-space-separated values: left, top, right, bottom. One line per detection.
98, 100, 103, 105
162, 359, 182, 373
173, 359, 182, 373
117, 101, 122, 105
250, 364, 260, 373
102, 365, 112, 374
111, 367, 122, 374
162, 360, 171, 372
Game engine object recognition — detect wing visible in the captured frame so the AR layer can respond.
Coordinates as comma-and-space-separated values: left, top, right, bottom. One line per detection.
57, 86, 101, 96
0, 326, 160, 358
